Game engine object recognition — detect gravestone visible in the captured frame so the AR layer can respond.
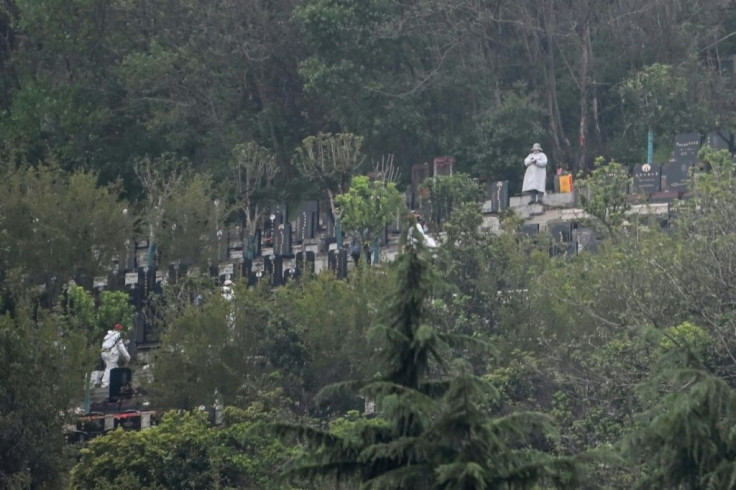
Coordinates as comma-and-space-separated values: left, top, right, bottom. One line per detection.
218, 262, 235, 284
573, 227, 598, 253
109, 367, 133, 401
673, 133, 701, 167
242, 258, 253, 282
705, 131, 732, 152
264, 255, 283, 287
273, 223, 292, 257
486, 181, 510, 213
520, 223, 539, 237
661, 159, 692, 192
632, 164, 661, 194
324, 211, 336, 238
547, 221, 573, 243
337, 249, 349, 279
134, 239, 149, 268
284, 267, 300, 283
296, 251, 316, 275
295, 201, 319, 242
410, 162, 431, 209
433, 156, 454, 177
269, 203, 288, 225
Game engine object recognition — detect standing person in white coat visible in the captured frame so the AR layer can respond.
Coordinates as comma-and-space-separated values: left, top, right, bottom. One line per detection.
100, 323, 131, 388
522, 143, 548, 204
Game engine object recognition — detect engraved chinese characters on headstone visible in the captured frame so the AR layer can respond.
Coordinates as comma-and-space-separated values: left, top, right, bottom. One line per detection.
633, 163, 661, 194
673, 133, 701, 167
486, 181, 509, 213
295, 201, 319, 242
273, 223, 292, 257
661, 159, 691, 192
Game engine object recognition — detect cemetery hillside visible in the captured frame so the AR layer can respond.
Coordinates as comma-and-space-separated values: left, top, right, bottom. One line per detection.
5, 1, 736, 489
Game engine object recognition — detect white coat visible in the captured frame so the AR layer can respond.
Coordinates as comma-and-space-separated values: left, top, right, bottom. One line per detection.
100, 330, 130, 388
522, 151, 548, 193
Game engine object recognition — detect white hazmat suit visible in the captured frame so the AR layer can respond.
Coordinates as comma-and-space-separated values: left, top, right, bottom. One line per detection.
100, 329, 130, 388
522, 147, 548, 195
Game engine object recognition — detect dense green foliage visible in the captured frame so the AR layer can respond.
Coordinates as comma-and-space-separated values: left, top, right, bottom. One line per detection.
3, 1, 736, 488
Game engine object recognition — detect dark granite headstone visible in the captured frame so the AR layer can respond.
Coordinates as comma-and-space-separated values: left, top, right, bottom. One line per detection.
661, 159, 692, 192
632, 164, 661, 194
487, 181, 510, 213
296, 251, 316, 275
273, 223, 292, 257
264, 255, 283, 287
284, 267, 300, 283
295, 201, 319, 242
109, 367, 133, 401
705, 131, 732, 152
327, 249, 337, 272
520, 223, 539, 237
337, 249, 348, 279
269, 203, 288, 225
548, 222, 573, 243
673, 133, 701, 166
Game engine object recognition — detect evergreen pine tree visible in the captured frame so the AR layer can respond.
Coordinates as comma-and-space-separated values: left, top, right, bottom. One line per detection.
278, 229, 579, 489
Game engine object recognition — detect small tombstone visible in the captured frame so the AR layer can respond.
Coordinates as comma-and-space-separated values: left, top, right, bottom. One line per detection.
410, 162, 431, 208
284, 267, 300, 283
633, 163, 661, 194
327, 249, 338, 272
705, 131, 732, 152
273, 223, 293, 257
433, 156, 454, 177
673, 132, 701, 167
547, 221, 573, 243
296, 251, 316, 275
520, 223, 539, 237
109, 367, 133, 401
337, 249, 349, 279
93, 276, 107, 291
573, 227, 598, 253
295, 201, 319, 242
486, 181, 510, 213
661, 159, 692, 192
242, 259, 253, 282
269, 203, 288, 225
264, 255, 283, 287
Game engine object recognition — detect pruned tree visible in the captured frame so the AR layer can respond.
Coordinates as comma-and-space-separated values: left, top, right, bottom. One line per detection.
292, 132, 365, 218
230, 142, 278, 258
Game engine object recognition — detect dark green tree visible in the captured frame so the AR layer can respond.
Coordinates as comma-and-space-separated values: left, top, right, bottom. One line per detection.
279, 232, 579, 489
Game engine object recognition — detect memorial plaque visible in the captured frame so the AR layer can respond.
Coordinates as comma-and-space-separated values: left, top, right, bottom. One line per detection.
273, 223, 293, 257
486, 181, 510, 213
705, 131, 732, 151
673, 132, 701, 166
433, 156, 454, 177
661, 159, 692, 192
632, 163, 661, 194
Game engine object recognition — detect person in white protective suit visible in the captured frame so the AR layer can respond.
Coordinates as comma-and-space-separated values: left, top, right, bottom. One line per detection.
100, 323, 131, 388
522, 142, 548, 205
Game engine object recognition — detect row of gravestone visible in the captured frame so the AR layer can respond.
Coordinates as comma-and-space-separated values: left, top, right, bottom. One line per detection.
481, 131, 736, 214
